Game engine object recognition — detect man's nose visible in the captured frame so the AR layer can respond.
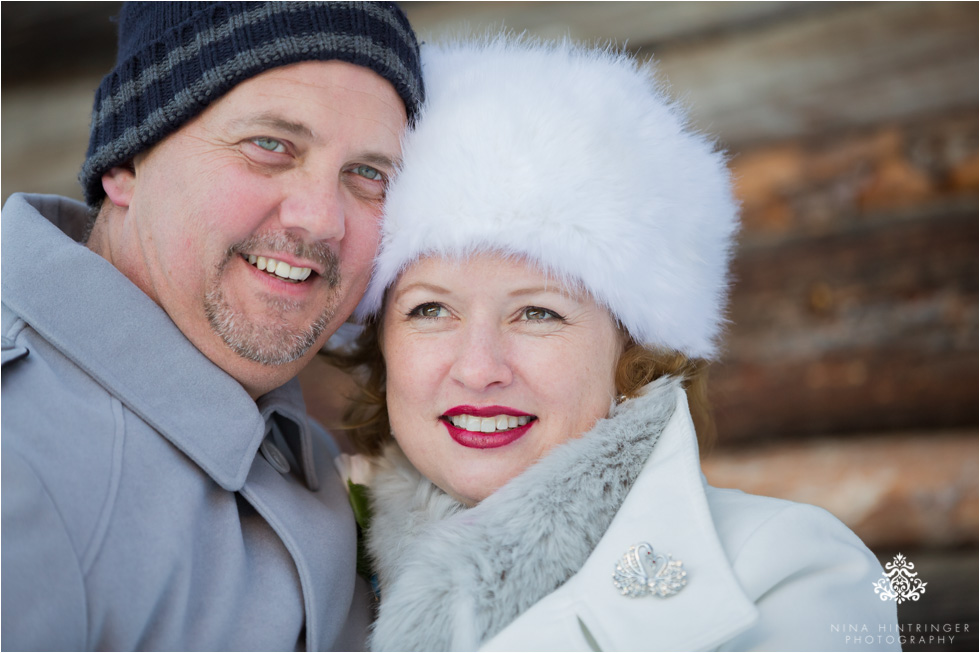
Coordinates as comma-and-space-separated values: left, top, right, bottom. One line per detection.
277, 176, 346, 242
449, 324, 514, 392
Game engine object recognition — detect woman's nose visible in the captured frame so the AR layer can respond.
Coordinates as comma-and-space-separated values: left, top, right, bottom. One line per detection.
449, 326, 514, 391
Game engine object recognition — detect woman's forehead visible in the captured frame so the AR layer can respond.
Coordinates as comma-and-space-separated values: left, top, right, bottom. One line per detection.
391, 252, 591, 300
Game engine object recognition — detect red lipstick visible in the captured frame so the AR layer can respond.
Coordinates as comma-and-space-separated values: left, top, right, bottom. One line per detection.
442, 421, 533, 449
440, 406, 536, 449
443, 405, 533, 418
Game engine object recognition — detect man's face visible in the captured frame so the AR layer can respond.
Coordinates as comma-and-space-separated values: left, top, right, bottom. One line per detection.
104, 61, 407, 397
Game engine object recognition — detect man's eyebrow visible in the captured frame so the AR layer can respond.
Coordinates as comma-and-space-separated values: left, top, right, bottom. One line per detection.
356, 152, 400, 172
228, 113, 315, 139
228, 113, 399, 169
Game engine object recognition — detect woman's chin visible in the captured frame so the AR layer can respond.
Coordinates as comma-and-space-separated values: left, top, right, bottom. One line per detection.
441, 473, 513, 507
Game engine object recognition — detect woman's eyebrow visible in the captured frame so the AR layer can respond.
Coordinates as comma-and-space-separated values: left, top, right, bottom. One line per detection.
508, 286, 569, 299
392, 281, 452, 300
393, 283, 572, 302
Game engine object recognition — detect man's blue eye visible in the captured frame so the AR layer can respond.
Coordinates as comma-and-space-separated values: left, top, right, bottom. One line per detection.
352, 165, 383, 181
253, 137, 286, 153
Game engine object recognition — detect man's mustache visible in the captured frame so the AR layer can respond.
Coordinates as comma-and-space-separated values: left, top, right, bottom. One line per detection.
229, 232, 340, 287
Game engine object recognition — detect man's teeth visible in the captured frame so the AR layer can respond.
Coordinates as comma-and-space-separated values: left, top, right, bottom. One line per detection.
448, 414, 532, 433
246, 254, 312, 281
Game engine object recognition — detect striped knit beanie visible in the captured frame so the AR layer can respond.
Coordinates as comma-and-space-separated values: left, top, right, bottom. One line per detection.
80, 1, 423, 207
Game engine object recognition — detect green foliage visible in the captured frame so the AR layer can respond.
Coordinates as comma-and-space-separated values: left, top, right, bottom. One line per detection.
348, 481, 376, 582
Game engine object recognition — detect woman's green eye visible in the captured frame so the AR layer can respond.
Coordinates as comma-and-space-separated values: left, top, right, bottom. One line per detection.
352, 165, 383, 181
253, 137, 286, 153
411, 303, 449, 318
523, 307, 559, 321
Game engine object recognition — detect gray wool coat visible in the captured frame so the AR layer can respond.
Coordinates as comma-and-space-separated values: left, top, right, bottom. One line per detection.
1, 193, 370, 651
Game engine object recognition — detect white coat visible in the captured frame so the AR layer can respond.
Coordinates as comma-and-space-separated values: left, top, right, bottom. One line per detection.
363, 379, 899, 651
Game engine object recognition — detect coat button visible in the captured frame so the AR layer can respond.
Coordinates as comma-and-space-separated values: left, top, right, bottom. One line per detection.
260, 440, 291, 475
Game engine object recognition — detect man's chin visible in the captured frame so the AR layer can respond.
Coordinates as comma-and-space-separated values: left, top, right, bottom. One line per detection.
205, 286, 335, 366
220, 319, 326, 366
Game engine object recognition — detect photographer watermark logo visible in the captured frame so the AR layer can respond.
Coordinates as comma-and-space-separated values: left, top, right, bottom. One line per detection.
873, 552, 927, 603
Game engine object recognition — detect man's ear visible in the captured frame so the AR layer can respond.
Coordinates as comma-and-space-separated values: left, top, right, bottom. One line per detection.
101, 163, 137, 208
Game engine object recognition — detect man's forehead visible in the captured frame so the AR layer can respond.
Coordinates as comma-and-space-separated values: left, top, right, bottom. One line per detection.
219, 61, 406, 120
237, 59, 406, 102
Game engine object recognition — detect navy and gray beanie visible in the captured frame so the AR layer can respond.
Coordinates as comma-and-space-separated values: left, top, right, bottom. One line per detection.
80, 1, 424, 207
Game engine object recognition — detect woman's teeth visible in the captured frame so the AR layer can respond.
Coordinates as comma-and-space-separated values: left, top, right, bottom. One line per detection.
245, 254, 312, 282
448, 414, 532, 433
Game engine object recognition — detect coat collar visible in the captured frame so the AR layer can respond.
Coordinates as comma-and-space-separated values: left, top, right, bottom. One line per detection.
482, 384, 759, 651
1, 193, 318, 492
366, 375, 759, 651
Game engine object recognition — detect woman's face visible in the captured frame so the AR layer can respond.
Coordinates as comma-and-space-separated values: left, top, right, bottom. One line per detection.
381, 253, 622, 506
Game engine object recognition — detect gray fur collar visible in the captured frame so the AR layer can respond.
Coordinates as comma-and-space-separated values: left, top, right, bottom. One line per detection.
366, 378, 680, 651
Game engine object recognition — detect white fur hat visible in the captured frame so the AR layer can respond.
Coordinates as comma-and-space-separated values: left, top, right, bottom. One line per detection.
355, 36, 740, 359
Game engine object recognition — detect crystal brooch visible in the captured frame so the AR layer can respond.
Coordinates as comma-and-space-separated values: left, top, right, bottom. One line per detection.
612, 542, 687, 598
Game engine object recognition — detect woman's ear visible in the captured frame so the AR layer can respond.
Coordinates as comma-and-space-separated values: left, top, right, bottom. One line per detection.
101, 163, 137, 208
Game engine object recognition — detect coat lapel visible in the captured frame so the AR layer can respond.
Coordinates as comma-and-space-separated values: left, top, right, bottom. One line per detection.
482, 387, 759, 651
241, 432, 362, 650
